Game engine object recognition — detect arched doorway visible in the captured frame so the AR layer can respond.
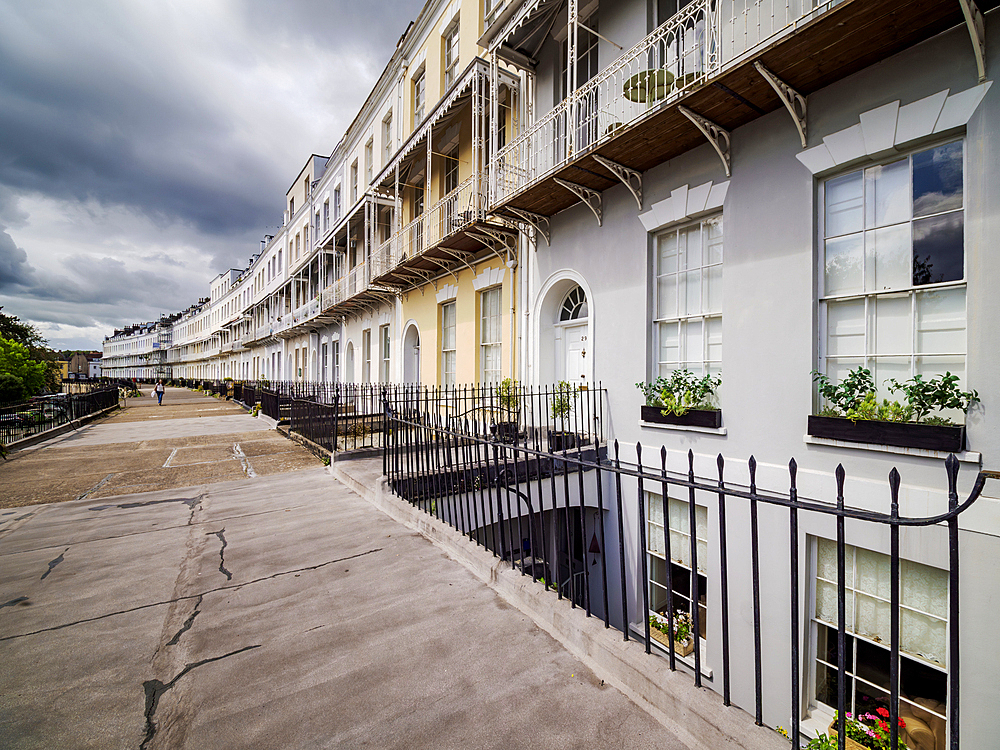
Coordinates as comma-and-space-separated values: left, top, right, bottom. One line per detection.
345, 341, 355, 383
402, 323, 420, 384
556, 286, 589, 387
533, 275, 593, 388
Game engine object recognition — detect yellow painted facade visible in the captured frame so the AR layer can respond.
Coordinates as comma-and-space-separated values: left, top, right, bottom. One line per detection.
401, 258, 516, 386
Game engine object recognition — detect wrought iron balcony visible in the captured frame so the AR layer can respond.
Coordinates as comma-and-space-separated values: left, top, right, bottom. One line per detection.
489, 0, 979, 217
371, 177, 515, 290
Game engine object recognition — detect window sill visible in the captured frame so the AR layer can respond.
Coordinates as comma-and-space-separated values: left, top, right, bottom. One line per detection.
640, 420, 727, 436
803, 435, 982, 465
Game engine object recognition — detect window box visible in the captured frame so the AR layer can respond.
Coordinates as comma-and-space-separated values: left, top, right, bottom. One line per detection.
807, 415, 965, 453
649, 627, 694, 657
641, 406, 722, 429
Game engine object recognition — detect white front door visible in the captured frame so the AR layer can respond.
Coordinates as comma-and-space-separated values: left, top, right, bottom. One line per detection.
564, 322, 588, 388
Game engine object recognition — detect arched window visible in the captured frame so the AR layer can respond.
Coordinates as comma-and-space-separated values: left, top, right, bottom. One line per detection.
559, 285, 588, 321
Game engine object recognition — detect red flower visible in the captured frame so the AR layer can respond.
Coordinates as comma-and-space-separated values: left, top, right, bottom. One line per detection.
876, 707, 890, 718
899, 718, 907, 728
878, 720, 889, 732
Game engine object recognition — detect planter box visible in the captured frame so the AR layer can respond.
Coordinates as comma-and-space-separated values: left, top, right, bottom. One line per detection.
649, 627, 694, 656
807, 415, 966, 453
641, 406, 722, 429
492, 421, 519, 444
547, 430, 577, 452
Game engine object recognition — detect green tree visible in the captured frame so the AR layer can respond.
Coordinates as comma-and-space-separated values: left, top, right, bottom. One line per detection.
0, 307, 61, 393
0, 338, 47, 401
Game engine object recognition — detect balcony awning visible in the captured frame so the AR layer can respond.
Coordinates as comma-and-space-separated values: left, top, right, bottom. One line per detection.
480, 0, 562, 67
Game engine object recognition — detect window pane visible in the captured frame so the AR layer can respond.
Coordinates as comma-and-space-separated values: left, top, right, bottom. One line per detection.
870, 224, 911, 292
684, 319, 703, 364
913, 213, 963, 285
658, 322, 679, 366
901, 558, 949, 619
871, 357, 911, 399
826, 171, 864, 237
916, 287, 965, 354
706, 216, 723, 264
867, 158, 910, 228
827, 299, 865, 356
705, 316, 722, 365
705, 264, 723, 313
682, 225, 702, 269
872, 293, 911, 356
658, 232, 678, 274
684, 269, 702, 315
913, 141, 963, 217
825, 234, 864, 295
657, 274, 677, 319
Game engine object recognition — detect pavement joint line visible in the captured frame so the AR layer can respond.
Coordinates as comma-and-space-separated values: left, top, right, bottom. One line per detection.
0, 547, 383, 642
162, 448, 178, 468
76, 473, 115, 502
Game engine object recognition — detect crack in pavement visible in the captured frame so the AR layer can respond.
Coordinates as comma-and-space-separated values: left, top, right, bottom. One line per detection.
140, 644, 261, 750
40, 548, 68, 580
1, 596, 29, 609
89, 496, 201, 513
76, 473, 115, 502
165, 594, 203, 647
0, 548, 383, 641
209, 529, 232, 580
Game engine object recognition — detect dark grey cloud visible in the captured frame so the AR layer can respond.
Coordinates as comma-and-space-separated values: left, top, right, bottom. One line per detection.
0, 228, 34, 289
0, 0, 424, 346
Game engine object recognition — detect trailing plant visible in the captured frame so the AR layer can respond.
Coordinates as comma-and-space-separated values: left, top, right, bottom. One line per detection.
804, 732, 838, 750
496, 377, 520, 415
830, 710, 907, 750
550, 380, 578, 423
812, 367, 875, 415
844, 392, 913, 424
649, 611, 692, 643
886, 372, 979, 424
636, 369, 721, 416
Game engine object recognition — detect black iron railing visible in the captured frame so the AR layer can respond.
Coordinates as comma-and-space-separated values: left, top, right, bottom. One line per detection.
383, 403, 990, 750
0, 387, 119, 446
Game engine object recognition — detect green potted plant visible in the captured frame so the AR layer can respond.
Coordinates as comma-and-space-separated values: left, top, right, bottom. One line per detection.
493, 377, 520, 444
637, 369, 722, 428
648, 611, 694, 656
547, 380, 578, 452
809, 367, 978, 452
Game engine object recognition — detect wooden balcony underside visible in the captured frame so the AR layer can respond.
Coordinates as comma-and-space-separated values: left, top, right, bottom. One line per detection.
373, 220, 517, 290
497, 0, 972, 217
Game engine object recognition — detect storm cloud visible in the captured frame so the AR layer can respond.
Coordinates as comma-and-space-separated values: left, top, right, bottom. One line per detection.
0, 0, 423, 349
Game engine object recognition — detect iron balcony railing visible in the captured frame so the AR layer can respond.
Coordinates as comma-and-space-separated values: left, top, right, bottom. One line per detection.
320, 262, 368, 310
0, 388, 120, 446
491, 0, 840, 205
372, 176, 483, 280
384, 406, 990, 750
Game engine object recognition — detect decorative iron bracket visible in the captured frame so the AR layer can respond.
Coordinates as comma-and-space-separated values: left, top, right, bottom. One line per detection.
678, 106, 731, 177
592, 154, 642, 210
436, 245, 479, 275
554, 178, 603, 226
753, 62, 807, 148
467, 227, 517, 264
959, 0, 987, 83
422, 255, 462, 283
504, 207, 551, 247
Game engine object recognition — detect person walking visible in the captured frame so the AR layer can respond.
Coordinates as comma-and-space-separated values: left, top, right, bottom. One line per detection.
154, 380, 165, 406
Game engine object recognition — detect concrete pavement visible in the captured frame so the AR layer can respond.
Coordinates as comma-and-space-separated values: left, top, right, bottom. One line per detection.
0, 388, 318, 508
0, 389, 698, 749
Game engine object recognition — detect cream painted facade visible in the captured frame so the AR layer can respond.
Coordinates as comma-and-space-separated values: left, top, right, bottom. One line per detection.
103, 0, 519, 388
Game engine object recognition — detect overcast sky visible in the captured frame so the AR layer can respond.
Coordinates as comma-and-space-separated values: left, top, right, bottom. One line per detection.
0, 0, 424, 352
